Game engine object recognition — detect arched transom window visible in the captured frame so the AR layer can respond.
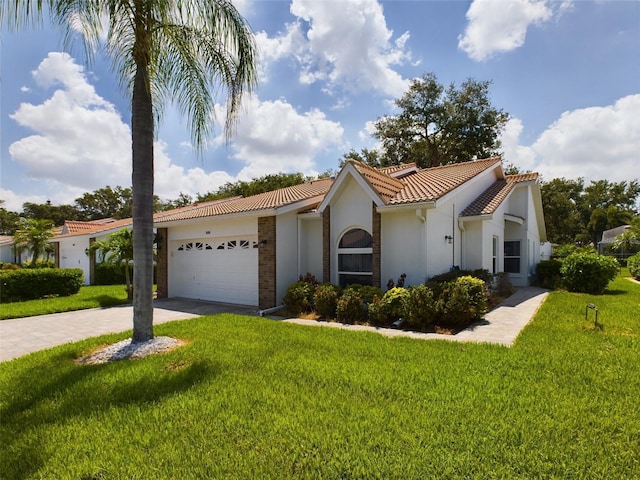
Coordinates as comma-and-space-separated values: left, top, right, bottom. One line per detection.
338, 228, 373, 287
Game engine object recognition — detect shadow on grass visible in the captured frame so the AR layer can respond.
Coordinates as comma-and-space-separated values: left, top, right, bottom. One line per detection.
92, 294, 131, 308
0, 352, 216, 480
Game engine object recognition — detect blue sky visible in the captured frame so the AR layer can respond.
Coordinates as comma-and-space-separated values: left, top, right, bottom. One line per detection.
1, 0, 639, 211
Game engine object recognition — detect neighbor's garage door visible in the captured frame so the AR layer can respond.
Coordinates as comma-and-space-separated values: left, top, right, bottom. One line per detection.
170, 237, 258, 305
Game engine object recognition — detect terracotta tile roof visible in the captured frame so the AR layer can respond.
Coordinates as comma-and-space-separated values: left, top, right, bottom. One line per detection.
378, 163, 418, 178
460, 171, 539, 217
389, 157, 502, 205
0, 235, 14, 246
155, 179, 333, 223
54, 218, 132, 239
351, 161, 405, 202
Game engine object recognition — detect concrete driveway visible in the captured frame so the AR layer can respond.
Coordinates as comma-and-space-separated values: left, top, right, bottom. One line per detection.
0, 299, 257, 362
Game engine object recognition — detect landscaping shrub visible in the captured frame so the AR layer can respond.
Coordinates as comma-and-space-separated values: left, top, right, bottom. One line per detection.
344, 284, 383, 305
625, 252, 640, 280
436, 276, 487, 327
313, 283, 342, 319
403, 284, 436, 330
21, 259, 55, 269
560, 252, 619, 294
0, 268, 83, 302
336, 289, 366, 324
428, 268, 492, 284
368, 287, 409, 325
0, 263, 21, 270
536, 259, 563, 290
283, 280, 316, 315
492, 272, 515, 297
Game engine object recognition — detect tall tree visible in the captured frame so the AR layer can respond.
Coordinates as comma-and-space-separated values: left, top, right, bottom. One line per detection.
372, 73, 509, 168
197, 173, 309, 202
3, 1, 257, 342
0, 200, 22, 235
75, 186, 134, 220
12, 218, 55, 267
540, 178, 584, 245
22, 201, 84, 225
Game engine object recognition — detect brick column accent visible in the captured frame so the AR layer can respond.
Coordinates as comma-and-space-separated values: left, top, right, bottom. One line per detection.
258, 216, 277, 309
372, 202, 381, 288
88, 237, 96, 285
322, 206, 331, 283
156, 228, 169, 299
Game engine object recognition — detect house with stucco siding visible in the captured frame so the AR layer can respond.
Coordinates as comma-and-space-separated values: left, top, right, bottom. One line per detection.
153, 157, 546, 310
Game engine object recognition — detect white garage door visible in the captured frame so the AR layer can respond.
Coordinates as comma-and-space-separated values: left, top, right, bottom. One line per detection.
170, 237, 259, 306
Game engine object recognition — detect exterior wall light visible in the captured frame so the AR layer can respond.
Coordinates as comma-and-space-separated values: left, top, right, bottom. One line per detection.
445, 235, 453, 244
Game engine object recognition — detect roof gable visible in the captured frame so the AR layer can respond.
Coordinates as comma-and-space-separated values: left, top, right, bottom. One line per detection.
460, 172, 539, 217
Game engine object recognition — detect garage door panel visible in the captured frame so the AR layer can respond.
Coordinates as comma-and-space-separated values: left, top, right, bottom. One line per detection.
170, 237, 258, 305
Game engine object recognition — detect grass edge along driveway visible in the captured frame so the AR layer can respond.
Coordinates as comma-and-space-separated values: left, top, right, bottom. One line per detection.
0, 273, 638, 478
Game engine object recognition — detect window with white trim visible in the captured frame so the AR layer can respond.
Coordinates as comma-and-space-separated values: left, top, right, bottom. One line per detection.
337, 228, 373, 287
492, 236, 498, 274
504, 240, 521, 274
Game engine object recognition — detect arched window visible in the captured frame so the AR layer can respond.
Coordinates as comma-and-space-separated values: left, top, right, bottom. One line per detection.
337, 228, 373, 287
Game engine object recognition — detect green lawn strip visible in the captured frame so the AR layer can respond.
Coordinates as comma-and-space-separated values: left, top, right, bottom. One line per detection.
0, 285, 130, 319
1, 276, 639, 479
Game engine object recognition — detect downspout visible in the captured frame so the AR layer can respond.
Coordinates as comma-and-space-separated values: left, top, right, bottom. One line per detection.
258, 304, 286, 317
452, 203, 456, 268
458, 217, 466, 269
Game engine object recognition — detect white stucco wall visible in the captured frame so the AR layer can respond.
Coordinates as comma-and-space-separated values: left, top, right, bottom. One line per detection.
58, 237, 91, 285
380, 209, 424, 286
425, 200, 458, 279
298, 215, 322, 281
276, 211, 300, 304
166, 217, 257, 241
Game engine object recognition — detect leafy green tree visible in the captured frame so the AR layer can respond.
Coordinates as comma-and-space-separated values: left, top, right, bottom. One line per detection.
3, 1, 257, 342
12, 218, 55, 267
89, 229, 135, 299
540, 178, 584, 245
0, 200, 21, 235
22, 201, 84, 225
198, 173, 308, 202
372, 73, 509, 168
75, 186, 133, 220
158, 192, 194, 211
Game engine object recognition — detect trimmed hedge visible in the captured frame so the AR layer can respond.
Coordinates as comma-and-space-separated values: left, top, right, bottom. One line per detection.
627, 252, 640, 280
560, 252, 619, 294
536, 259, 563, 290
0, 268, 83, 302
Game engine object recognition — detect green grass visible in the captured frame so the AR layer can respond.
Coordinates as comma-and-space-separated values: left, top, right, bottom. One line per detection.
0, 285, 130, 320
1, 275, 639, 479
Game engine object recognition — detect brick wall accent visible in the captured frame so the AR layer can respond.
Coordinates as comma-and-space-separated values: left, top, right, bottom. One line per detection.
372, 202, 381, 288
322, 206, 331, 283
156, 228, 169, 299
89, 237, 96, 285
258, 216, 277, 309
53, 242, 60, 268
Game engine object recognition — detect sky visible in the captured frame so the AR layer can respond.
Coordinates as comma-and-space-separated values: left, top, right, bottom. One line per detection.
1, 0, 639, 212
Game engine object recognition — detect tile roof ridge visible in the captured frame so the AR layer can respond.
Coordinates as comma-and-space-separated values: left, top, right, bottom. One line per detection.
422, 156, 502, 173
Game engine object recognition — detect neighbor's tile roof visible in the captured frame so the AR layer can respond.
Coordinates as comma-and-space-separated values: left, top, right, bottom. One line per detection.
378, 163, 418, 178
54, 218, 132, 239
389, 157, 503, 205
154, 179, 333, 223
460, 172, 539, 217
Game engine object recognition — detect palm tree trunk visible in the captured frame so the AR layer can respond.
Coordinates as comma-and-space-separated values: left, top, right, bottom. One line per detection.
131, 57, 155, 343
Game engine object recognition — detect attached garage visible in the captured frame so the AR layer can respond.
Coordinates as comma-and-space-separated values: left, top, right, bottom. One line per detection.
169, 236, 259, 306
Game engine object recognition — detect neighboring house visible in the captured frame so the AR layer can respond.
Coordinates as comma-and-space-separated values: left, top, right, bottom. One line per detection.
154, 157, 546, 310
50, 218, 133, 285
597, 225, 630, 254
0, 236, 18, 264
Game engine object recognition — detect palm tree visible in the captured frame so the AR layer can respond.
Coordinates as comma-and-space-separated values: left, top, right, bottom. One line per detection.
89, 228, 135, 299
12, 218, 55, 267
3, 1, 257, 342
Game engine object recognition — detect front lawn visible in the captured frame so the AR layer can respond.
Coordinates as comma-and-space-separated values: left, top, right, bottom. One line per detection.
0, 285, 130, 320
1, 274, 638, 478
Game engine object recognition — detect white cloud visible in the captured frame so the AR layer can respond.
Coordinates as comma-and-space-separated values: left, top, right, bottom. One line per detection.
501, 95, 640, 183
256, 0, 411, 97
220, 95, 344, 179
0, 188, 49, 212
6, 52, 248, 206
500, 118, 537, 171
459, 0, 570, 61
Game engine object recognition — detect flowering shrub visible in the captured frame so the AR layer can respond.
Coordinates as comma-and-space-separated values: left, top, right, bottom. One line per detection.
403, 285, 436, 330
336, 289, 366, 324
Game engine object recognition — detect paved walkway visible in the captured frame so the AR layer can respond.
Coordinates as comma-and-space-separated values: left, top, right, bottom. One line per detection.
0, 299, 257, 362
0, 287, 548, 362
283, 286, 549, 347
